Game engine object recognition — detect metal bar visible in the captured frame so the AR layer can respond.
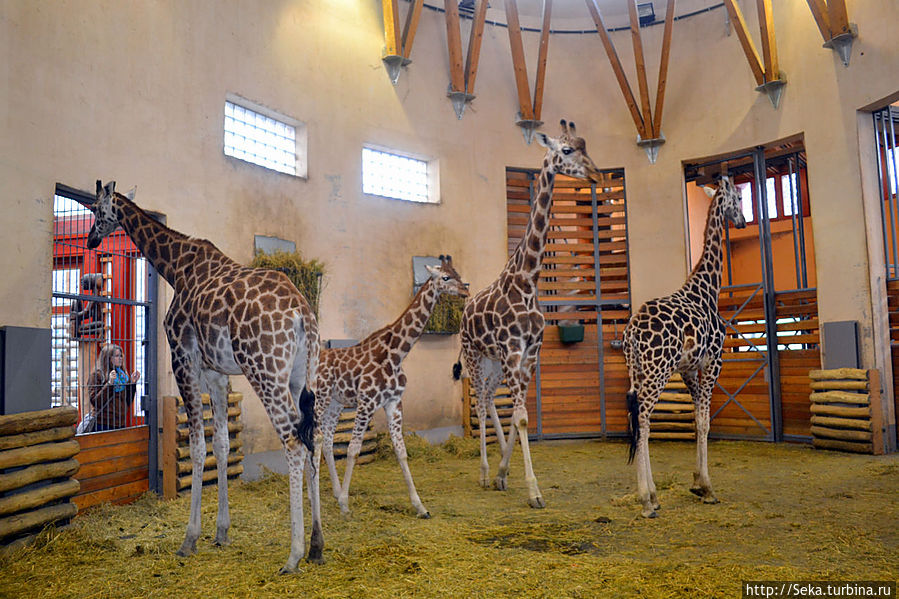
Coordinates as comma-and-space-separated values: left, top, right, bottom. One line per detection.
591, 183, 607, 437
788, 157, 802, 289
881, 110, 899, 278
875, 110, 892, 279
51, 291, 151, 308
146, 260, 160, 493
889, 110, 899, 276
754, 146, 783, 442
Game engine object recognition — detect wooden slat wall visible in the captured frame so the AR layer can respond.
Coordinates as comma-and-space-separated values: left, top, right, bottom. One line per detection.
507, 168, 628, 436
887, 279, 899, 430
73, 426, 149, 511
777, 289, 820, 438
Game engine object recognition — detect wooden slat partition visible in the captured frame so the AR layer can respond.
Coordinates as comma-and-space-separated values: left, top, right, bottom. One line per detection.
651, 374, 696, 440
461, 377, 514, 444
331, 409, 378, 466
809, 369, 883, 454
776, 289, 821, 438
73, 425, 148, 511
886, 279, 899, 437
0, 407, 80, 547
507, 168, 629, 437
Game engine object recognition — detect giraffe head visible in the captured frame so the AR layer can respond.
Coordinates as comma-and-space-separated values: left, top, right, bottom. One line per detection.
424, 255, 469, 299
86, 180, 135, 249
535, 119, 603, 184
703, 175, 747, 229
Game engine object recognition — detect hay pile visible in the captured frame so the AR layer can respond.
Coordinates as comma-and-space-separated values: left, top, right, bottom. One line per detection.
1, 439, 896, 598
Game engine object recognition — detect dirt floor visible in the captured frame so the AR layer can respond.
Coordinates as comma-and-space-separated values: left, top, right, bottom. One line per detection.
1, 436, 897, 598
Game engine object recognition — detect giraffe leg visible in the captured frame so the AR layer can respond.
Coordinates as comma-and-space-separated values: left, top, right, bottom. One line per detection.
494, 409, 517, 491
634, 375, 666, 518
502, 351, 544, 508
304, 443, 325, 564
337, 407, 373, 516
204, 370, 232, 547
474, 400, 491, 488
686, 365, 720, 503
465, 349, 498, 487
169, 346, 204, 558
280, 440, 308, 573
320, 397, 343, 501
384, 398, 430, 518
482, 360, 506, 454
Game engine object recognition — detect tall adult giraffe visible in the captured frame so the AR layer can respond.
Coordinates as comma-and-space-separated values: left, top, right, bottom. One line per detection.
453, 120, 603, 508
315, 256, 469, 518
86, 181, 322, 573
623, 175, 746, 518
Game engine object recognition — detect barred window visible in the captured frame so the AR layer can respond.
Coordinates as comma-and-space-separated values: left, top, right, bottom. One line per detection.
224, 96, 306, 177
362, 147, 437, 204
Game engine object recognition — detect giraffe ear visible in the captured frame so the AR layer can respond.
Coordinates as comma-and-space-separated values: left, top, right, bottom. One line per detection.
96, 180, 103, 197
124, 186, 136, 201
536, 133, 551, 148
702, 186, 716, 198
424, 264, 439, 277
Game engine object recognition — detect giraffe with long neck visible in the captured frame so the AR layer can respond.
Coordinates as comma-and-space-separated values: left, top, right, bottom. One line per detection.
453, 120, 602, 508
86, 181, 323, 573
315, 256, 468, 517
623, 175, 746, 518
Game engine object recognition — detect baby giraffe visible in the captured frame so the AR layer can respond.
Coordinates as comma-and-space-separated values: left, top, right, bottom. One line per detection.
315, 255, 469, 517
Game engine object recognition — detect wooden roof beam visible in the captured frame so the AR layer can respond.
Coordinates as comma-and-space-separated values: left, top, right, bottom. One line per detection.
627, 0, 655, 139
805, 0, 832, 41
755, 0, 778, 82
827, 0, 851, 36
652, 0, 676, 140
445, 0, 465, 93
505, 0, 534, 121
463, 0, 489, 95
531, 0, 553, 122
401, 0, 424, 59
722, 0, 765, 86
381, 0, 401, 57
584, 0, 646, 137
806, 0, 857, 66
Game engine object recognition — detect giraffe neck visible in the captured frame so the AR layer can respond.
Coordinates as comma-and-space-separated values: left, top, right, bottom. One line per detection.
383, 279, 442, 363
111, 195, 225, 288
683, 193, 727, 308
507, 159, 556, 283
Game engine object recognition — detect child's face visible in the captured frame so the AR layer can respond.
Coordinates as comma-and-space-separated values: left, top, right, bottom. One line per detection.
112, 351, 123, 367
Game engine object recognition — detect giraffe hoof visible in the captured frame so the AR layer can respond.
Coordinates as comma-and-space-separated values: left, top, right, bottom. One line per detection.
528, 496, 546, 509
213, 535, 231, 547
702, 496, 720, 505
278, 564, 299, 575
641, 509, 658, 519
479, 477, 491, 488
176, 540, 197, 557
306, 551, 325, 566
417, 511, 431, 520
494, 477, 508, 491
689, 486, 704, 497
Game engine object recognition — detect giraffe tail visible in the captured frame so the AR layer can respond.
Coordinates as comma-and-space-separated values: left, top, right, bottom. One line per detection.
297, 386, 317, 454
452, 348, 463, 380
626, 390, 639, 465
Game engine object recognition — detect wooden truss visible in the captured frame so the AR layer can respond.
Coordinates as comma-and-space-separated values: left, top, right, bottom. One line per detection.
502, 0, 553, 141
585, 0, 676, 163
444, 0, 489, 119
805, 0, 857, 66
381, 0, 424, 85
722, 0, 786, 108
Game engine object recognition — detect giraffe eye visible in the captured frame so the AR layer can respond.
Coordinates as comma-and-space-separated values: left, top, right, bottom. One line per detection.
442, 276, 451, 281
562, 147, 574, 155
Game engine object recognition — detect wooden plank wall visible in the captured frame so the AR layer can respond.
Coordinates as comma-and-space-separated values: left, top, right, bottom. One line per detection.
777, 289, 820, 438
73, 425, 148, 511
887, 279, 899, 432
507, 168, 629, 436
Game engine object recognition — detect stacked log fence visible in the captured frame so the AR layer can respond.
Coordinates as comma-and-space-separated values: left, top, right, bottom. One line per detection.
651, 374, 696, 440
809, 368, 884, 454
161, 393, 245, 499
462, 378, 513, 444
0, 407, 80, 549
332, 409, 378, 465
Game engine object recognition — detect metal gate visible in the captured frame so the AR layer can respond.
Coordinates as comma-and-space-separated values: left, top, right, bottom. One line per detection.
506, 167, 631, 440
51, 183, 159, 505
684, 144, 818, 442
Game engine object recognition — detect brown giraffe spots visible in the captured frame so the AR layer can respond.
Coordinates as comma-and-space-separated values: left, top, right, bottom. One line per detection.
86, 181, 323, 573
457, 119, 602, 509
622, 176, 746, 519
315, 257, 468, 518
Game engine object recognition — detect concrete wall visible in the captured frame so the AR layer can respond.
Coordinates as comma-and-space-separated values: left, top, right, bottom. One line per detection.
2, 1, 897, 453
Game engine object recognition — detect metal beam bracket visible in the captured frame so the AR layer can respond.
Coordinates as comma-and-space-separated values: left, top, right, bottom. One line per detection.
822, 23, 858, 67
755, 74, 787, 109
382, 54, 412, 86
637, 133, 666, 164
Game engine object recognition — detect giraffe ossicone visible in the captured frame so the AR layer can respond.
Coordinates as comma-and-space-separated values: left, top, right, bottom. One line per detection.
315, 255, 468, 518
454, 119, 603, 509
87, 181, 323, 574
622, 175, 746, 518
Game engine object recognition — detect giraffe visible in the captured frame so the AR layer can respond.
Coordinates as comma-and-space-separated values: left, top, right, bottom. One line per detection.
315, 255, 468, 517
85, 181, 323, 573
452, 120, 603, 508
622, 175, 746, 518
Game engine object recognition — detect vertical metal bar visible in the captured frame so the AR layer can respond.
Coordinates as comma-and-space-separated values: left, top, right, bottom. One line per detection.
788, 156, 802, 289
883, 113, 899, 277
591, 182, 606, 437
874, 110, 892, 279
146, 259, 160, 493
794, 156, 809, 288
754, 147, 782, 442
890, 110, 899, 277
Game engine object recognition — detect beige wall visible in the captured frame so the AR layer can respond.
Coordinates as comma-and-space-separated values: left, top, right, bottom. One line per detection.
3, 1, 897, 453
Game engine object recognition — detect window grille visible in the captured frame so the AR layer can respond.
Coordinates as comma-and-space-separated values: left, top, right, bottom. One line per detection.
224, 99, 301, 176
362, 147, 434, 203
